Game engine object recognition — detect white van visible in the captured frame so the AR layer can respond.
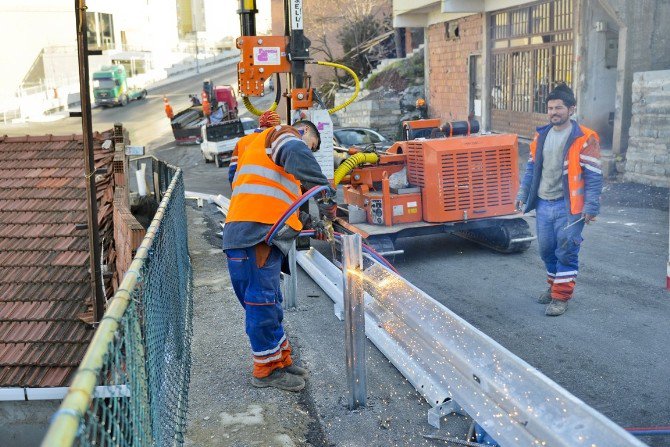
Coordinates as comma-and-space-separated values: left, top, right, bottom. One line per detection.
200, 119, 246, 167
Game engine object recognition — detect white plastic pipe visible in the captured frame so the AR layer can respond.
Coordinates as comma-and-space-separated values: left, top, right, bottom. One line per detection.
135, 163, 147, 197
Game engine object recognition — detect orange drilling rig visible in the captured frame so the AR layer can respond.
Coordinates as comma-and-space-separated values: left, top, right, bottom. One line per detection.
332, 119, 534, 255
234, 0, 533, 256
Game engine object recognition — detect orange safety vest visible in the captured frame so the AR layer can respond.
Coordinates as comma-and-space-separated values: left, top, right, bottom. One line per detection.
231, 130, 263, 166
530, 124, 600, 215
226, 128, 303, 231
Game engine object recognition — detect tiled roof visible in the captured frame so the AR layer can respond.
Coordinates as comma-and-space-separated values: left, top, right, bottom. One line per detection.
0, 133, 115, 387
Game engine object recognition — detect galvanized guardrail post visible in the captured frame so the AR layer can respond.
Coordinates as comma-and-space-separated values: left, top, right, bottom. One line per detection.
342, 234, 367, 409
284, 240, 298, 309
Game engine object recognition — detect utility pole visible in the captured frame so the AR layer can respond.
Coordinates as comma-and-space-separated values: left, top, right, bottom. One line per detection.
75, 0, 105, 322
194, 33, 200, 74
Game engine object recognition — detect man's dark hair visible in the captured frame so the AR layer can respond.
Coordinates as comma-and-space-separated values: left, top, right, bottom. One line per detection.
293, 120, 321, 151
546, 83, 576, 107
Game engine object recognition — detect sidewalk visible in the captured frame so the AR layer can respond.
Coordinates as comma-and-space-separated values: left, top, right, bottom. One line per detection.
184, 203, 471, 446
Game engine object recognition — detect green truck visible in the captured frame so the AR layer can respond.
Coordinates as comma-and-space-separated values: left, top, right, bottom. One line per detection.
92, 65, 147, 107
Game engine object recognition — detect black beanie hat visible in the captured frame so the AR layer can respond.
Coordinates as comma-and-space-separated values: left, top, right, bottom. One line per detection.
546, 83, 576, 107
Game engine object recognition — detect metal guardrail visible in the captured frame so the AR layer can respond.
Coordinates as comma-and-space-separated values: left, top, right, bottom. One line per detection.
191, 191, 644, 446
297, 248, 645, 446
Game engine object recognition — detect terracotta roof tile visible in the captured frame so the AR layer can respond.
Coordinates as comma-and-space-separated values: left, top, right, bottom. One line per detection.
0, 131, 115, 387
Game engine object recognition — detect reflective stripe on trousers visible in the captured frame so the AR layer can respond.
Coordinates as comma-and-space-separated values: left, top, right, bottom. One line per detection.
225, 245, 293, 377
536, 198, 585, 301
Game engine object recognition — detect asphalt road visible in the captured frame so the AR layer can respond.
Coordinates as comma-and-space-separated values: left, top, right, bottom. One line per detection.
5, 70, 669, 445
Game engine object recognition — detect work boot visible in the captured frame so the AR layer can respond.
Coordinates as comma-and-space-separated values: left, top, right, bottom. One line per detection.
251, 369, 305, 392
537, 287, 552, 304
282, 363, 308, 377
545, 299, 569, 316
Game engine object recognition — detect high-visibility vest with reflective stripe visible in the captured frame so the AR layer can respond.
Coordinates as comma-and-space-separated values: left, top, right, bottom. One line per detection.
226, 128, 303, 231
231, 130, 263, 165
530, 124, 599, 215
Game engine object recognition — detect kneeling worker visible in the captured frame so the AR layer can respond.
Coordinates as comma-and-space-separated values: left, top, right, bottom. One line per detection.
223, 118, 337, 391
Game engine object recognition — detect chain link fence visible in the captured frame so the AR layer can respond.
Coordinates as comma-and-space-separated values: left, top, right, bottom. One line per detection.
42, 163, 192, 447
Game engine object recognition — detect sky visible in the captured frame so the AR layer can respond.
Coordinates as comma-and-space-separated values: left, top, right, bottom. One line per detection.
208, 0, 272, 40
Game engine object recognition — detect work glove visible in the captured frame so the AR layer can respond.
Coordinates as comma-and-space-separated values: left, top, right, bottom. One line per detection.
299, 211, 313, 229
313, 219, 334, 242
318, 202, 338, 221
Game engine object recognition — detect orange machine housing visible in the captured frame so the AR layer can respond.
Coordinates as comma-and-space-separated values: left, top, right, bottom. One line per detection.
343, 153, 424, 226
406, 133, 519, 222
236, 36, 291, 96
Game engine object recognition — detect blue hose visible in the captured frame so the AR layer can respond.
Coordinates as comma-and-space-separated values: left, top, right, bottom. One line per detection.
628, 429, 670, 437
265, 185, 331, 244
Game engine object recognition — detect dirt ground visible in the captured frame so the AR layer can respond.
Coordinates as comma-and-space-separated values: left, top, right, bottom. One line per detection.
184, 206, 314, 447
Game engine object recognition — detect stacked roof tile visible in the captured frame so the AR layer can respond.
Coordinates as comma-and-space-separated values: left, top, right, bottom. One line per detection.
0, 133, 115, 387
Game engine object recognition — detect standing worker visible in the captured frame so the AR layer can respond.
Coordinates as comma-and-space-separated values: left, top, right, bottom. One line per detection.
228, 110, 282, 185
415, 98, 428, 119
515, 83, 603, 317
223, 119, 337, 391
163, 96, 174, 120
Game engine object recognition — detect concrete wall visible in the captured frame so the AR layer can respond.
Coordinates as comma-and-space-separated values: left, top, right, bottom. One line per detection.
583, 0, 670, 161
425, 14, 483, 122
576, 1, 619, 148
623, 70, 670, 187
0, 400, 61, 447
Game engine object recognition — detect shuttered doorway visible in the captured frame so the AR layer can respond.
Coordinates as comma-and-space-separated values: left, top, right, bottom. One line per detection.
490, 0, 574, 138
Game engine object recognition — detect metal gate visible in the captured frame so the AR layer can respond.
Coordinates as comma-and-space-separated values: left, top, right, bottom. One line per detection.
490, 0, 574, 138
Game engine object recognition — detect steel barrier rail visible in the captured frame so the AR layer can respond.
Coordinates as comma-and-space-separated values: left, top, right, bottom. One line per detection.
194, 193, 643, 446
297, 248, 645, 447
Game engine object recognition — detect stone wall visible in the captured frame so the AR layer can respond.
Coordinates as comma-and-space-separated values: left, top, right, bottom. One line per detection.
623, 70, 670, 187
332, 89, 403, 140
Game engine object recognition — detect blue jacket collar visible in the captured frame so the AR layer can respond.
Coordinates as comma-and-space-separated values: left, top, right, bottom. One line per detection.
535, 119, 584, 140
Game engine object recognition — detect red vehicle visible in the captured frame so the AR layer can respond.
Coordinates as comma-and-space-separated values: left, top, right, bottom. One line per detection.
214, 86, 238, 117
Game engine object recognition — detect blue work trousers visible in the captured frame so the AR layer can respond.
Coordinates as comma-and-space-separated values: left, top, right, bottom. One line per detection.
225, 244, 290, 377
535, 198, 585, 300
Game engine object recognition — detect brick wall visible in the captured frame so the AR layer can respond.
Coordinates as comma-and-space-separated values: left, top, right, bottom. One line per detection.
427, 14, 483, 122
623, 70, 670, 187
113, 187, 146, 288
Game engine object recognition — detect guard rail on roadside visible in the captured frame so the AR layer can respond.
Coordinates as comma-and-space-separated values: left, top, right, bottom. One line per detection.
296, 248, 645, 446
187, 192, 644, 446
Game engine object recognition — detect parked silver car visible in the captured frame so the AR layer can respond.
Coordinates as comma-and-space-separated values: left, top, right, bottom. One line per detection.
333, 127, 393, 150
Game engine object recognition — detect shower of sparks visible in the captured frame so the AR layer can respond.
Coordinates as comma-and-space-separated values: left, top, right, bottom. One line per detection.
332, 262, 624, 446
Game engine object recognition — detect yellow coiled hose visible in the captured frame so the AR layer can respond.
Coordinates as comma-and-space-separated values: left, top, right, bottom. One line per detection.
242, 95, 278, 116
333, 152, 379, 186
314, 61, 360, 114
241, 61, 360, 116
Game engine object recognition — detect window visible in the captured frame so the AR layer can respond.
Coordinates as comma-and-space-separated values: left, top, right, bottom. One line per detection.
490, 0, 574, 137
87, 12, 115, 52
335, 129, 384, 146
93, 78, 116, 89
242, 120, 256, 132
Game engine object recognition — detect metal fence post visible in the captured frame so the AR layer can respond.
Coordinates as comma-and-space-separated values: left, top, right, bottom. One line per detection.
342, 234, 367, 409
284, 240, 297, 309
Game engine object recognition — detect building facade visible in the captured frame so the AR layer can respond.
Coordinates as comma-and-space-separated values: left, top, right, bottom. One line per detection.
0, 0, 209, 119
393, 0, 670, 180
